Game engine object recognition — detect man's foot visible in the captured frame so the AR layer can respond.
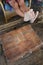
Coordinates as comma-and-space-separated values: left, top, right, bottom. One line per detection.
24, 9, 39, 23
24, 9, 33, 21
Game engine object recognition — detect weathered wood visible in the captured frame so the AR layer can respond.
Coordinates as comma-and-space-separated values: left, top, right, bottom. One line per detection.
0, 18, 23, 32
1, 25, 41, 63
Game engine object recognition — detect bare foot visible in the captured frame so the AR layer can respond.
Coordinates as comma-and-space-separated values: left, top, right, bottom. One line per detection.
24, 9, 39, 23
24, 9, 33, 21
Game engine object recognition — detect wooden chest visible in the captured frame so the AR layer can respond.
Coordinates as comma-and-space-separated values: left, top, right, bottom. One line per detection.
1, 25, 41, 63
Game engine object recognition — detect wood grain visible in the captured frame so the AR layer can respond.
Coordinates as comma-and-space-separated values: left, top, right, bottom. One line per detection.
2, 25, 41, 62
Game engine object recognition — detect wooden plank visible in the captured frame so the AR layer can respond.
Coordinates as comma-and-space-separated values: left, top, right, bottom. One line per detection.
1, 25, 41, 63
0, 18, 23, 32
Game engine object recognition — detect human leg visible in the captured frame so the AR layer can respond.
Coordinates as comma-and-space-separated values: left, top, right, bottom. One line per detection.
9, 0, 39, 23
18, 0, 29, 13
9, 0, 24, 17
